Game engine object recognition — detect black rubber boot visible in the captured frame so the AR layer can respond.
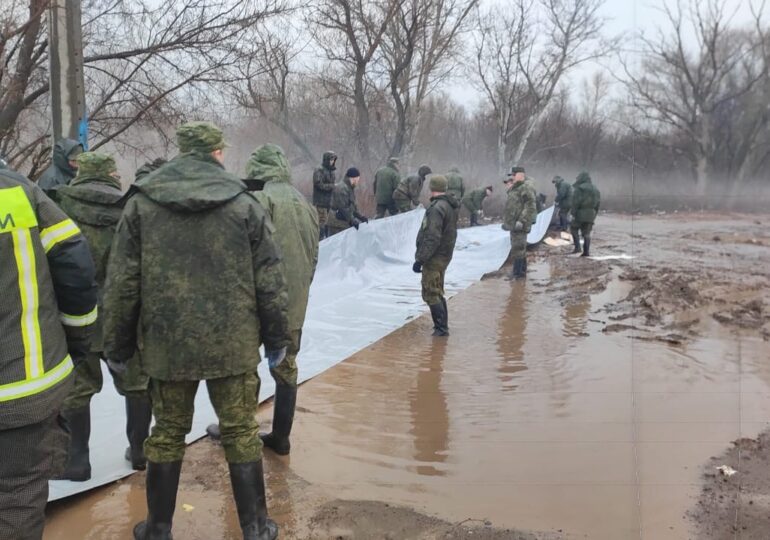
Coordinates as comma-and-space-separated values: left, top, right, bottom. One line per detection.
469, 213, 479, 227
133, 461, 182, 540
515, 257, 527, 278
441, 297, 448, 329
55, 405, 91, 481
581, 237, 591, 257
125, 396, 152, 471
429, 303, 449, 336
229, 461, 279, 540
260, 383, 297, 456
571, 231, 581, 254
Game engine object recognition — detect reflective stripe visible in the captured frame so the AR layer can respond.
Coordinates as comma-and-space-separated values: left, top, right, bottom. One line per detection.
60, 306, 98, 327
0, 355, 73, 402
0, 186, 38, 232
40, 218, 80, 252
12, 228, 44, 378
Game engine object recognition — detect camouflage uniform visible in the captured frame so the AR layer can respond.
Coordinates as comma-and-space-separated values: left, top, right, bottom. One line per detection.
328, 176, 366, 235
553, 176, 572, 230
503, 179, 537, 278
445, 167, 466, 202
134, 158, 167, 182
312, 152, 336, 238
414, 176, 459, 336
393, 165, 431, 212
374, 158, 401, 218
104, 122, 287, 540
570, 172, 600, 256
461, 187, 490, 226
38, 138, 83, 191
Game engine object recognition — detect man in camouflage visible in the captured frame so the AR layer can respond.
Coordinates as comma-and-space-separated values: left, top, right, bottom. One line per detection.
412, 175, 459, 337
38, 138, 84, 192
313, 151, 337, 239
207, 143, 319, 457
393, 165, 432, 213
552, 175, 572, 231
445, 167, 466, 202
328, 167, 369, 236
1, 162, 97, 540
461, 185, 493, 226
54, 153, 152, 480
502, 166, 537, 279
374, 157, 401, 218
570, 171, 601, 257
104, 122, 289, 540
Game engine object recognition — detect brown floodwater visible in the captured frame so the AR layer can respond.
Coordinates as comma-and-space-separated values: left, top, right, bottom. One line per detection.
45, 214, 770, 539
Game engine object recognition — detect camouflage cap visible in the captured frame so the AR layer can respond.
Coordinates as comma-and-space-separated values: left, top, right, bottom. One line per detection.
511, 166, 526, 174
176, 121, 226, 153
77, 152, 117, 177
429, 174, 448, 193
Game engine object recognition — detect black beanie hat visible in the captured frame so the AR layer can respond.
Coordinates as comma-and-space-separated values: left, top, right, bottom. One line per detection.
346, 167, 360, 178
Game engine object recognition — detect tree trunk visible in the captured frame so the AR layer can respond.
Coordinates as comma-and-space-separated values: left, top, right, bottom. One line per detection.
353, 64, 371, 168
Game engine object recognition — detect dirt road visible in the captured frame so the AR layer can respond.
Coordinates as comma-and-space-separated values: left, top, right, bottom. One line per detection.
45, 213, 770, 539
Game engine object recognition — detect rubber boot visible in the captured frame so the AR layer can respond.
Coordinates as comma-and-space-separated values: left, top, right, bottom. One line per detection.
441, 297, 448, 329
581, 237, 591, 257
229, 461, 279, 540
55, 405, 91, 481
469, 212, 479, 227
514, 257, 527, 279
124, 396, 152, 471
429, 303, 449, 337
571, 231, 581, 254
259, 383, 297, 456
133, 461, 182, 540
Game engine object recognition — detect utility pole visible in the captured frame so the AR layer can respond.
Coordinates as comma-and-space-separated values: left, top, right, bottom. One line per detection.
48, 0, 88, 149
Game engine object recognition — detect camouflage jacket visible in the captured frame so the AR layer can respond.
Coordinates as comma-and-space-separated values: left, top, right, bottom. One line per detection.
248, 144, 319, 331
103, 152, 289, 381
415, 194, 460, 267
393, 173, 425, 206
554, 179, 572, 211
503, 180, 537, 233
374, 163, 400, 205
329, 176, 365, 229
462, 187, 488, 213
38, 139, 81, 191
312, 152, 336, 208
56, 177, 123, 351
445, 169, 465, 201
571, 176, 600, 224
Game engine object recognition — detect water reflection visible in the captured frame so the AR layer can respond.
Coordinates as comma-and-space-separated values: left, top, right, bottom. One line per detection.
497, 281, 529, 392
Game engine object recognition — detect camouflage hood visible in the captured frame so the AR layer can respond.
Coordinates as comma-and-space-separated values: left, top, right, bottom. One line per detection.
245, 144, 292, 184
134, 152, 246, 212
57, 181, 123, 228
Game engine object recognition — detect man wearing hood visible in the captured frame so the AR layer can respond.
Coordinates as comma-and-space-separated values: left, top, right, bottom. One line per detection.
502, 166, 537, 279
412, 175, 459, 337
374, 157, 401, 218
552, 175, 572, 231
54, 153, 152, 481
206, 144, 318, 457
570, 172, 601, 257
104, 122, 289, 540
313, 151, 337, 239
445, 167, 465, 202
393, 164, 432, 212
38, 138, 84, 191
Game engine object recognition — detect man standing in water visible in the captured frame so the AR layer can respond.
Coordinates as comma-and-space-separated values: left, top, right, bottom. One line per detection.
502, 166, 537, 280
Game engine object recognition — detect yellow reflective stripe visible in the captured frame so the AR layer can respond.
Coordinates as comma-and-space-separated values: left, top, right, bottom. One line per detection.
40, 218, 80, 252
60, 306, 98, 327
0, 355, 73, 403
12, 228, 44, 378
0, 186, 38, 233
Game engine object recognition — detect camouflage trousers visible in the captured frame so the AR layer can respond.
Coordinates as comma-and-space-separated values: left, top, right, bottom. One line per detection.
145, 373, 261, 464
63, 351, 149, 410
375, 201, 399, 218
394, 197, 413, 213
327, 223, 349, 237
510, 230, 528, 259
0, 413, 68, 540
558, 208, 571, 230
315, 205, 330, 228
570, 221, 593, 240
270, 329, 301, 388
421, 262, 447, 305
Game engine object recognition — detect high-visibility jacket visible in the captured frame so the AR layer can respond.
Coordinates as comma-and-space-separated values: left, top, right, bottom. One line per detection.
0, 169, 97, 430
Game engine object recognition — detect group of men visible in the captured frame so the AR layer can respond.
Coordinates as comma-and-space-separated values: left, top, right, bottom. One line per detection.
1, 122, 601, 540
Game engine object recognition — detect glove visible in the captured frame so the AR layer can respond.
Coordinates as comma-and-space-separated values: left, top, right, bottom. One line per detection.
106, 358, 127, 374
266, 347, 287, 369
514, 221, 524, 232
352, 218, 361, 230
360, 216, 369, 224
501, 223, 510, 231
412, 261, 422, 273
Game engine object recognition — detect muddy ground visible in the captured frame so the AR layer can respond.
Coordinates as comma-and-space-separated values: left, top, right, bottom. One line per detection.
45, 212, 770, 539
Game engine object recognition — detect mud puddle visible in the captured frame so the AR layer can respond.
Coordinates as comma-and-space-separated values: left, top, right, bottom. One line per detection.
45, 213, 770, 539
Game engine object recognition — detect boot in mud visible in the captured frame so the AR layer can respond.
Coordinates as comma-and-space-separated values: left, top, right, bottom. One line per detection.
125, 396, 152, 470
429, 303, 449, 337
441, 296, 448, 328
55, 406, 92, 481
581, 237, 591, 257
259, 383, 297, 456
571, 231, 581, 254
133, 460, 182, 540
229, 461, 279, 540
469, 212, 479, 227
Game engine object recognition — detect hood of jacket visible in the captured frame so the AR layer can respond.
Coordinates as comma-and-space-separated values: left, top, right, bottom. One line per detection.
52, 138, 83, 175
246, 144, 292, 185
575, 172, 592, 186
57, 181, 123, 227
134, 152, 247, 212
431, 193, 461, 209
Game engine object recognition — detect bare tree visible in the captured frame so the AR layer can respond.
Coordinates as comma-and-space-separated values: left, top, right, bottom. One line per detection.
622, 0, 768, 191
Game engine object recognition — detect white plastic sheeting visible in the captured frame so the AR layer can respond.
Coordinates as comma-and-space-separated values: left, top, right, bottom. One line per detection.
49, 205, 553, 501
